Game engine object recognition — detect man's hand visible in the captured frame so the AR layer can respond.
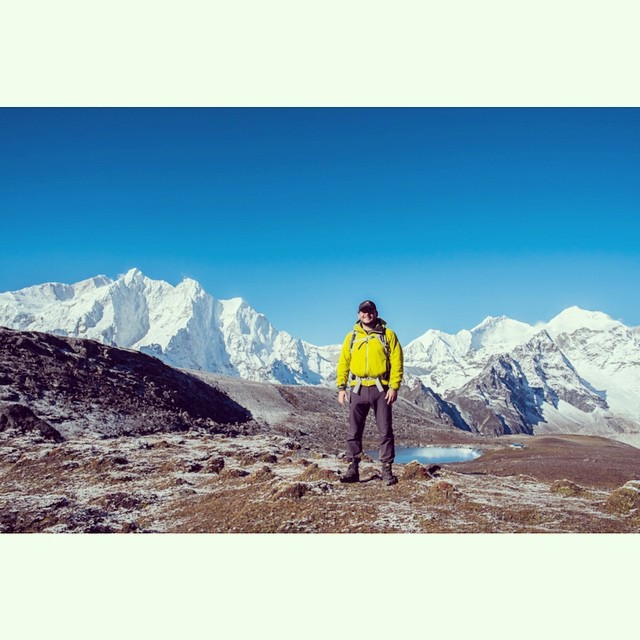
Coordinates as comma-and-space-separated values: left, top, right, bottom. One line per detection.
385, 388, 398, 405
338, 390, 348, 406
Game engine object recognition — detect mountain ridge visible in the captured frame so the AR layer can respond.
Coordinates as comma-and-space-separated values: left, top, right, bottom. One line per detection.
0, 269, 334, 386
2, 269, 639, 439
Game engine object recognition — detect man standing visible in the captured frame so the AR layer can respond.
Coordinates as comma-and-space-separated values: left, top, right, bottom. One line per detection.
336, 300, 403, 486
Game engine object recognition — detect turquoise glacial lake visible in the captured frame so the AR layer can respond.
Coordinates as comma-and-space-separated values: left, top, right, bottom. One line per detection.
365, 446, 482, 465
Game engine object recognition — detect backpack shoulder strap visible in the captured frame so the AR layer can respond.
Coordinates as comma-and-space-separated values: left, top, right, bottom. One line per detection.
349, 329, 358, 353
380, 328, 390, 357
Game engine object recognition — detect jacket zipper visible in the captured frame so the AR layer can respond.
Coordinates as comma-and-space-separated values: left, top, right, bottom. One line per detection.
365, 337, 369, 376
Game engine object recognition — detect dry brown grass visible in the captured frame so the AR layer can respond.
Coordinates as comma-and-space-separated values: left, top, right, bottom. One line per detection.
297, 463, 339, 481
550, 479, 587, 497
273, 482, 309, 499
605, 482, 640, 515
3, 431, 640, 533
425, 481, 461, 504
401, 461, 435, 481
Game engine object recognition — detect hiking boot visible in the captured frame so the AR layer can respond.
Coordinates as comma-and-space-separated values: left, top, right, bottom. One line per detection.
381, 462, 398, 486
340, 459, 360, 483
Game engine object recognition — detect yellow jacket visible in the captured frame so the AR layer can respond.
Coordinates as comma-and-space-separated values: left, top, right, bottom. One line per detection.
336, 319, 403, 390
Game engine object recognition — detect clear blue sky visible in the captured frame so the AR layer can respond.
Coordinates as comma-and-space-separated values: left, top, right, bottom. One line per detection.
1, 108, 639, 345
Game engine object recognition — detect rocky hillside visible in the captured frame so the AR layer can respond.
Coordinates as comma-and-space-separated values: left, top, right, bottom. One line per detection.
0, 327, 254, 440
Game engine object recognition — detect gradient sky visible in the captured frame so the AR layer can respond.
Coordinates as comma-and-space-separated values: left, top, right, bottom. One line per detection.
1, 107, 639, 345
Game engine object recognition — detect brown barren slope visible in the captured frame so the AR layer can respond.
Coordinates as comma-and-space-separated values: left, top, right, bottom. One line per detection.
453, 434, 640, 490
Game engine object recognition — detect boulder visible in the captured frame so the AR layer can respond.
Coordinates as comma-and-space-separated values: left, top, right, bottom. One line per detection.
0, 403, 63, 442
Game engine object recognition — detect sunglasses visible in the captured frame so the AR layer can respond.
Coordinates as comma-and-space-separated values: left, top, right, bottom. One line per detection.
359, 309, 376, 314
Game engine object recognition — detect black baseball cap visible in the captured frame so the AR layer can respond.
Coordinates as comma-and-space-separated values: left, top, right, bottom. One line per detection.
358, 300, 377, 313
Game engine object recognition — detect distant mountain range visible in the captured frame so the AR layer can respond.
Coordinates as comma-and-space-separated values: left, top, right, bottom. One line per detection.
0, 269, 337, 385
403, 307, 640, 437
2, 269, 639, 438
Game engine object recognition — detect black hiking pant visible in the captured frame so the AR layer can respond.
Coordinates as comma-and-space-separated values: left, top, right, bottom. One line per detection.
347, 385, 395, 464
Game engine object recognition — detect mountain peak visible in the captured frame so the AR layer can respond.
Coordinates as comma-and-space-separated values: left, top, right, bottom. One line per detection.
223, 297, 249, 311
473, 315, 531, 330
474, 314, 509, 328
413, 328, 450, 344
178, 277, 205, 296
546, 306, 621, 335
469, 315, 535, 352
121, 267, 146, 285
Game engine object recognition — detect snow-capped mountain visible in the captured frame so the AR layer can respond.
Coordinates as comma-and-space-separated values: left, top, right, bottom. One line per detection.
0, 269, 336, 385
445, 330, 615, 437
1, 270, 639, 438
403, 315, 539, 392
405, 306, 640, 436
